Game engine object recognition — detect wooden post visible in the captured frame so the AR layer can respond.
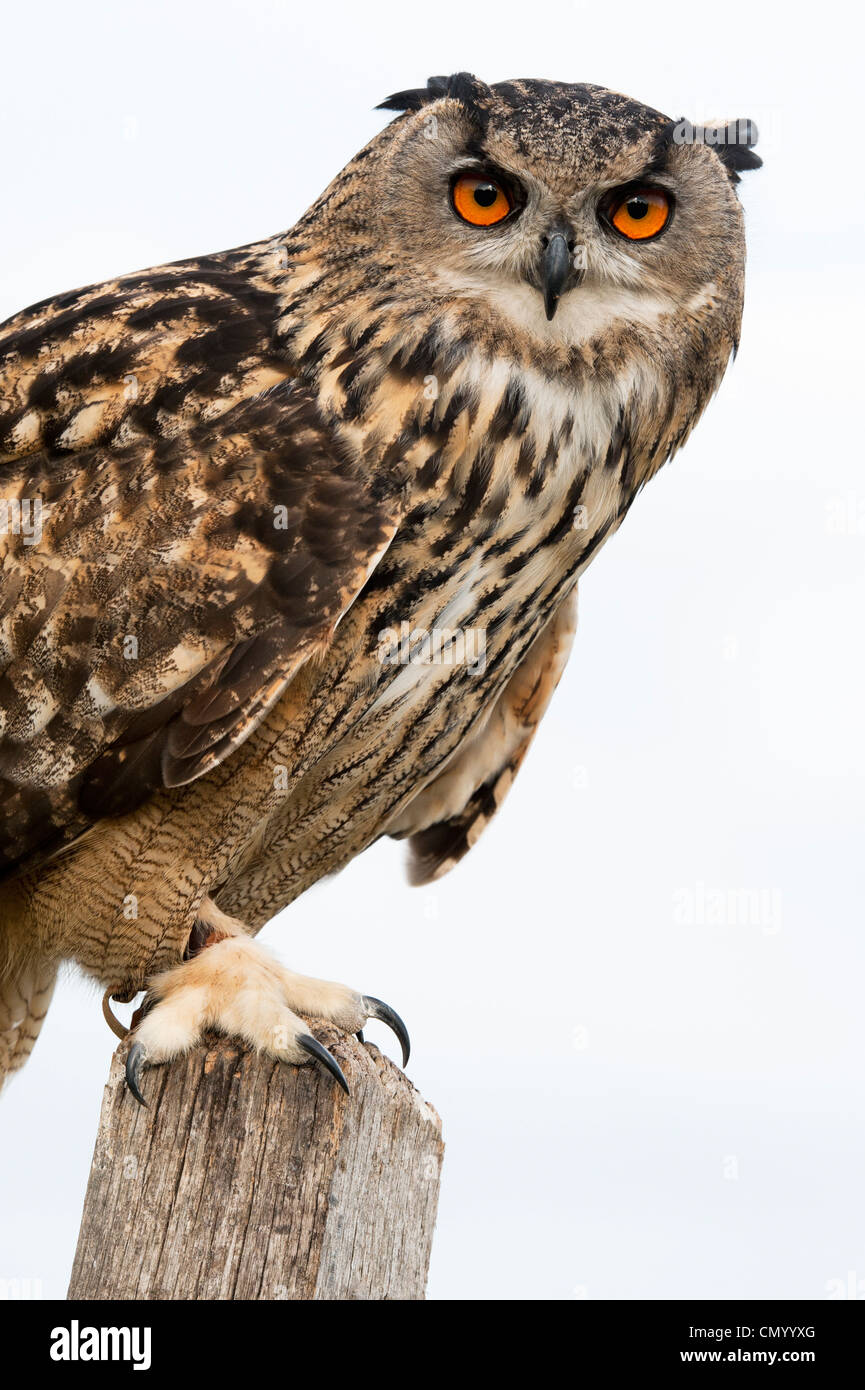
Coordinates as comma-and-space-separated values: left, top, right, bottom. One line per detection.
67, 1026, 443, 1301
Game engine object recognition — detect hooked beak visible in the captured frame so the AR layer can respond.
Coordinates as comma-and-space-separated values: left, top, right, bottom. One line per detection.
541, 229, 580, 321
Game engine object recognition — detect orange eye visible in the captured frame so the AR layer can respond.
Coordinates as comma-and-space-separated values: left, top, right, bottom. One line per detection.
609, 186, 671, 241
452, 173, 513, 227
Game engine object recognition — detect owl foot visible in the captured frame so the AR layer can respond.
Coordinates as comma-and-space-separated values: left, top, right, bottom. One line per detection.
123, 933, 409, 1107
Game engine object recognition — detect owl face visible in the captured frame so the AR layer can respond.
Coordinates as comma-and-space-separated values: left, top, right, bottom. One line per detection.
369, 77, 759, 353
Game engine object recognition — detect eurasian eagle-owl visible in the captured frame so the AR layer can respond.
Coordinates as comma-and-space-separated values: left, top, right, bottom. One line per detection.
0, 75, 760, 1101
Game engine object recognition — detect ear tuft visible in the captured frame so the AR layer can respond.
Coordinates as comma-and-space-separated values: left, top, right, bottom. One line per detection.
713, 118, 762, 181
667, 116, 762, 183
377, 72, 491, 125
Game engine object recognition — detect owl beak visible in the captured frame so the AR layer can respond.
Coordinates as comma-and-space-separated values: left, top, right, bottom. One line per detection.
541, 229, 577, 321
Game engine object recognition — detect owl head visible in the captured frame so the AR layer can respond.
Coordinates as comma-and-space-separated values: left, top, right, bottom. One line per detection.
377, 75, 760, 342
300, 74, 760, 374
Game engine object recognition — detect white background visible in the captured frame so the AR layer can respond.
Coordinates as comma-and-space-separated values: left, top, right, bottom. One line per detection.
0, 0, 862, 1302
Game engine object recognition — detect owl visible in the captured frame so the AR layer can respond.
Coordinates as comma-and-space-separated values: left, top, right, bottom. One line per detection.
0, 75, 760, 1102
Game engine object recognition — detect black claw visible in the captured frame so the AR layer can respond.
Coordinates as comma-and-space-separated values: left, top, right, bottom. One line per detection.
356, 1030, 365, 1044
297, 1034, 350, 1095
362, 997, 411, 1067
125, 1043, 148, 1107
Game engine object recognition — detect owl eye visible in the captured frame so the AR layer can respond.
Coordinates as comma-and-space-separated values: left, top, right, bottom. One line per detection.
607, 185, 672, 241
451, 173, 513, 227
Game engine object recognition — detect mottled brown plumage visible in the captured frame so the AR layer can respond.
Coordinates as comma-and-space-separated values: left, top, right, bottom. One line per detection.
0, 75, 759, 1095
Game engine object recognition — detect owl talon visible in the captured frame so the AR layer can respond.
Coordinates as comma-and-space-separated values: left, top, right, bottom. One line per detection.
116, 934, 409, 1114
297, 1033, 350, 1094
362, 996, 410, 1067
125, 1042, 148, 1107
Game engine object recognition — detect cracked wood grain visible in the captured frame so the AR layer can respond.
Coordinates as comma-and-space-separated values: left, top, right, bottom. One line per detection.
67, 1028, 443, 1301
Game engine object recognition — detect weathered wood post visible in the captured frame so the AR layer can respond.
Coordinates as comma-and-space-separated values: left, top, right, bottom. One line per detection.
67, 1026, 443, 1300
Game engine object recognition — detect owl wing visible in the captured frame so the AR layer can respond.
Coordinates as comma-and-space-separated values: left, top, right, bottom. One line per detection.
0, 381, 405, 876
389, 589, 578, 883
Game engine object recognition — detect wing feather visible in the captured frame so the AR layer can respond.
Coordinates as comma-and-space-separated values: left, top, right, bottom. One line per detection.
389, 590, 578, 883
0, 382, 404, 874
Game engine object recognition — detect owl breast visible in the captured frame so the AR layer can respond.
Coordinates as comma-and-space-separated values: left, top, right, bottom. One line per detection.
355, 348, 647, 723
216, 337, 666, 921
219, 361, 617, 921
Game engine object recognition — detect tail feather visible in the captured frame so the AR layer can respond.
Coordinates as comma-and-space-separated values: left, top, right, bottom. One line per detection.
0, 961, 57, 1092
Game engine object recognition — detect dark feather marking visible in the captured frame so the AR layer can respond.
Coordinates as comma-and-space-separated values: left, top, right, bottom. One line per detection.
526, 435, 558, 500
453, 446, 494, 527
417, 448, 444, 489
489, 376, 529, 443
515, 435, 535, 481
377, 72, 492, 133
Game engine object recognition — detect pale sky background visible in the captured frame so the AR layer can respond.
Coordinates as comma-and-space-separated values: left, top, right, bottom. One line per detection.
0, 0, 862, 1302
